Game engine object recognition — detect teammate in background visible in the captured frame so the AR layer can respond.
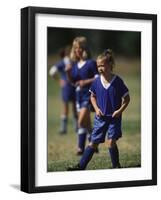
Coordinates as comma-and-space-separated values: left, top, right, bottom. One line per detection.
66, 36, 99, 155
67, 49, 130, 170
49, 47, 77, 134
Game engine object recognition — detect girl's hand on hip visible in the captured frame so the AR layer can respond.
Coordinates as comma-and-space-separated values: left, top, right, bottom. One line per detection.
96, 108, 104, 117
112, 110, 121, 118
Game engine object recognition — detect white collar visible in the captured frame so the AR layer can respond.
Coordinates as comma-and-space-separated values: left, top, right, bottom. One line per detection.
77, 61, 86, 69
100, 75, 116, 89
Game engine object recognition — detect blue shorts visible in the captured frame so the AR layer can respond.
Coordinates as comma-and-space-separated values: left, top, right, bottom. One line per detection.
91, 115, 122, 144
75, 86, 91, 112
76, 99, 90, 112
61, 83, 75, 103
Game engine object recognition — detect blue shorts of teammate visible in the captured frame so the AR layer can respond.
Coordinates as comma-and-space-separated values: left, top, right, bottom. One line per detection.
61, 83, 75, 103
91, 115, 122, 144
75, 87, 90, 112
76, 95, 90, 112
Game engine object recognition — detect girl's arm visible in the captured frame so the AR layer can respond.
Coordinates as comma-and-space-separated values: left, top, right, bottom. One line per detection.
77, 77, 95, 88
112, 94, 130, 118
90, 93, 104, 117
65, 63, 75, 84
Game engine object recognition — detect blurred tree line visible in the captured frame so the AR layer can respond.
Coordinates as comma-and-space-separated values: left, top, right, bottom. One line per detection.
48, 27, 140, 58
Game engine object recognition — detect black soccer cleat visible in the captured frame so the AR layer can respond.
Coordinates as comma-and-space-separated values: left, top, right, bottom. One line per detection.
113, 163, 121, 169
76, 150, 84, 156
67, 164, 83, 171
117, 163, 121, 168
94, 147, 99, 153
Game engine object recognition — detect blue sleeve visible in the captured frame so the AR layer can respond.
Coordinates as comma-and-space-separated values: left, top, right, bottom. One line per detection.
119, 78, 129, 98
56, 61, 64, 73
89, 80, 96, 96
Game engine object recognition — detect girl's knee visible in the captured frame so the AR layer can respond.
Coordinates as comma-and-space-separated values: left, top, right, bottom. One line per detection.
78, 119, 88, 128
78, 121, 85, 128
78, 109, 90, 128
107, 139, 117, 148
88, 142, 98, 149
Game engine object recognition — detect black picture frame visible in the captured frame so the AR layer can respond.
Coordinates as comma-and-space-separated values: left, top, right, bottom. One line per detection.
21, 6, 157, 193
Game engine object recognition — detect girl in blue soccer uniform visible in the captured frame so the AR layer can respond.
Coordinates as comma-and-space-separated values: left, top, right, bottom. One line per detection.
68, 49, 130, 170
66, 36, 98, 155
49, 47, 77, 134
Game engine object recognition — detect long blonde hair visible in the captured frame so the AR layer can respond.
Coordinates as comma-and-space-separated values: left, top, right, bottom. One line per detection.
70, 36, 91, 61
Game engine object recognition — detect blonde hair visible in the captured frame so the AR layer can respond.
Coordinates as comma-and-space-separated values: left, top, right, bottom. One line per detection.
97, 49, 115, 71
70, 36, 91, 61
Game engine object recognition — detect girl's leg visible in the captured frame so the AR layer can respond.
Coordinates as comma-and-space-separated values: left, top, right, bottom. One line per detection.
107, 139, 121, 168
77, 107, 90, 154
79, 143, 98, 169
67, 142, 98, 170
84, 114, 99, 153
71, 101, 78, 133
84, 112, 92, 141
60, 102, 68, 134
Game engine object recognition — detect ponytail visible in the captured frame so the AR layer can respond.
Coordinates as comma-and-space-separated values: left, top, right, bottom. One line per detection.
97, 49, 115, 71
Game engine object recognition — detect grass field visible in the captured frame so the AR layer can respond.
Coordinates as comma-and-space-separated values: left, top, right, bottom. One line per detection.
47, 56, 141, 172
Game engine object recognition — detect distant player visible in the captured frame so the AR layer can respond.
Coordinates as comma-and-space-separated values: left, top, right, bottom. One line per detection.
49, 47, 77, 134
66, 36, 98, 155
67, 49, 130, 170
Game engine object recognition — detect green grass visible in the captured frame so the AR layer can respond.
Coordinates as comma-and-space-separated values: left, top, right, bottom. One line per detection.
47, 56, 141, 172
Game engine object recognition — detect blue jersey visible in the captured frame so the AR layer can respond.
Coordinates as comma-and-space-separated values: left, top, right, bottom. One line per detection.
71, 59, 98, 94
71, 59, 98, 80
56, 59, 68, 81
71, 59, 98, 111
55, 58, 76, 102
89, 75, 129, 116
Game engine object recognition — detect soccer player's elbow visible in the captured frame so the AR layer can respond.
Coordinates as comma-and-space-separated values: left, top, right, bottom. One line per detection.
123, 94, 130, 105
126, 94, 130, 104
90, 93, 95, 100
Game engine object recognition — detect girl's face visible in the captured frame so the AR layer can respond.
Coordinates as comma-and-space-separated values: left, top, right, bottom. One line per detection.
74, 43, 83, 59
97, 59, 111, 74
